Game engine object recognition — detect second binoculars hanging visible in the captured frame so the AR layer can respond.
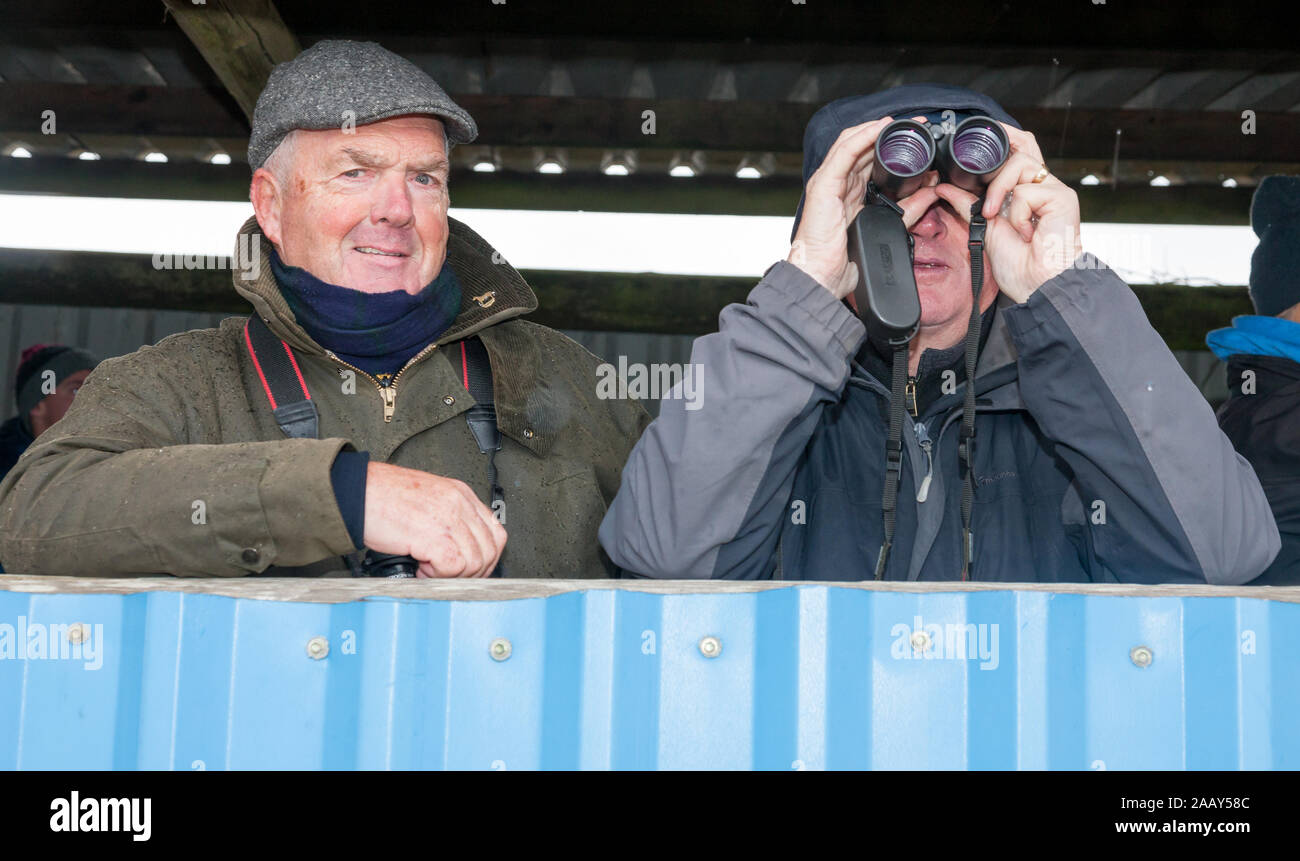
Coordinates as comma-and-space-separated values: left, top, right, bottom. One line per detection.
871, 114, 1010, 199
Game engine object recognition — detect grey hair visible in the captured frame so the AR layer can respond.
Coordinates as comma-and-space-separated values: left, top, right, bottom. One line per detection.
260, 129, 301, 185
258, 122, 452, 186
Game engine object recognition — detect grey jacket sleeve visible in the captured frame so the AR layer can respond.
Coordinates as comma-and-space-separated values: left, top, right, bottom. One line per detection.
598, 261, 865, 579
1003, 255, 1281, 584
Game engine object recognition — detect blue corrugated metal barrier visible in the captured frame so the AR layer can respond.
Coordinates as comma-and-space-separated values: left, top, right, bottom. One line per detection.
0, 578, 1296, 770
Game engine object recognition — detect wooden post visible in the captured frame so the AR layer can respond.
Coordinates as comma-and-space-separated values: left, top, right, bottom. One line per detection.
161, 0, 301, 121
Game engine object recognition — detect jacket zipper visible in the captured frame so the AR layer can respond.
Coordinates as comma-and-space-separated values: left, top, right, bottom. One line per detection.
324, 342, 440, 423
914, 421, 934, 503
905, 376, 918, 417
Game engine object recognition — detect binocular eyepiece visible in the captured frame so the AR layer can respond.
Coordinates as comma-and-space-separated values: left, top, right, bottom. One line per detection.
871, 115, 1010, 200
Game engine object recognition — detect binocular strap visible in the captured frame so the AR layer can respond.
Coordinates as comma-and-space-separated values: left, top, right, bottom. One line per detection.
960, 202, 987, 580
459, 338, 506, 578
874, 342, 909, 580
874, 203, 985, 581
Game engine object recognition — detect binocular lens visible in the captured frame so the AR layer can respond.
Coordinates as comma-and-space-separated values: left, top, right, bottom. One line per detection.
871, 119, 935, 198
877, 125, 935, 176
869, 115, 1010, 199
950, 123, 1007, 173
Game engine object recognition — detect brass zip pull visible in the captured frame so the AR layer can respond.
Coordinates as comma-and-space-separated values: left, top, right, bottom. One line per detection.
905, 377, 918, 417
325, 342, 438, 424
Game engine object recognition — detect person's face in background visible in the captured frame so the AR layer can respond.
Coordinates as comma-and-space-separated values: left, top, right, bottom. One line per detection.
29, 368, 92, 436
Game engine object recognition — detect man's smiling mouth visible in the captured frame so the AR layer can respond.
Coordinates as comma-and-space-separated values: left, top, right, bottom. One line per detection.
354, 246, 407, 257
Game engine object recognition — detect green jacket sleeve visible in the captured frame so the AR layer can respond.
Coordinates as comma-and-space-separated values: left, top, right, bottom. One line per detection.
0, 330, 358, 576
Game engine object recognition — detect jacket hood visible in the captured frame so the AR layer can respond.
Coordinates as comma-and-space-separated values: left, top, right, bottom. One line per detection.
793, 84, 1022, 237
232, 215, 539, 355
1207, 314, 1300, 364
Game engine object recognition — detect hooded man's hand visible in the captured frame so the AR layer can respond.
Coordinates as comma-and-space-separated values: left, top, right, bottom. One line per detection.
929, 125, 1082, 304
787, 116, 927, 298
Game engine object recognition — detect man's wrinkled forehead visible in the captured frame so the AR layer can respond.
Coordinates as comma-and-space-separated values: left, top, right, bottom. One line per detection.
307, 117, 451, 173
329, 143, 450, 174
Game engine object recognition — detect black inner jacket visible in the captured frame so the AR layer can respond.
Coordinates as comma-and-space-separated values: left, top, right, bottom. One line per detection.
854, 302, 998, 420
1218, 353, 1300, 584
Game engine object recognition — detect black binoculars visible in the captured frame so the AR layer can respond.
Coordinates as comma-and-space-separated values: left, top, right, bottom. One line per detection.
360, 550, 418, 578
356, 550, 505, 578
870, 113, 1011, 200
846, 112, 1010, 344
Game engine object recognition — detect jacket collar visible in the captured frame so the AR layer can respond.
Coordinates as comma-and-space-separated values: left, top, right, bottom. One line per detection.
975, 294, 1020, 377
851, 293, 1023, 404
232, 215, 538, 355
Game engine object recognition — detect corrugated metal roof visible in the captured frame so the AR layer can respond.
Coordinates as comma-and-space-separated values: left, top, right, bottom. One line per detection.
4, 30, 1298, 185
0, 580, 1295, 770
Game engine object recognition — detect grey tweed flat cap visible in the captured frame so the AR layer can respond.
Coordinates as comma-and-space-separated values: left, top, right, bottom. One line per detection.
248, 40, 478, 170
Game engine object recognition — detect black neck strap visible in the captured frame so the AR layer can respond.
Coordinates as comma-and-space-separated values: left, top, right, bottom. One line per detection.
460, 338, 505, 515
875, 340, 909, 580
960, 200, 987, 580
873, 199, 986, 582
244, 316, 319, 440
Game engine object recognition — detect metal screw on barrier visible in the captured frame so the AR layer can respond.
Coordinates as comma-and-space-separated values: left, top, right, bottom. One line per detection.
490, 637, 512, 661
1130, 645, 1153, 668
910, 630, 930, 652
306, 636, 329, 660
67, 623, 89, 644
699, 635, 722, 658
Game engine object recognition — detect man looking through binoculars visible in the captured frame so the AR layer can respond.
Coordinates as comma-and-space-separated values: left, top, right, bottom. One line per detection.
794, 110, 1078, 368
601, 83, 1279, 583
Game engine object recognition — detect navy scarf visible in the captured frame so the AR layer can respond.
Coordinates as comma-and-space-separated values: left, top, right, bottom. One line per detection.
270, 249, 463, 379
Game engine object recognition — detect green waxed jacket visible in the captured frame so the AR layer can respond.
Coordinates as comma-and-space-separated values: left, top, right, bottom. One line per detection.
0, 216, 650, 577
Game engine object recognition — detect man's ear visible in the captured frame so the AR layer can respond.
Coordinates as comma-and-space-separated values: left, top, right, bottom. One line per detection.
249, 168, 284, 247
27, 399, 49, 435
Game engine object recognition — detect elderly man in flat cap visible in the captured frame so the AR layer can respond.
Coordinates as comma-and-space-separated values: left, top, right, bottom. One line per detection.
0, 41, 648, 579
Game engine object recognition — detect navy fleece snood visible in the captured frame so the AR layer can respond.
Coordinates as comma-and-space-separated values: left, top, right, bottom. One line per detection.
269, 248, 462, 379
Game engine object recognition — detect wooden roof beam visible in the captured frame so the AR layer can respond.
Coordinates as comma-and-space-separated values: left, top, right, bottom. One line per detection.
161, 0, 300, 121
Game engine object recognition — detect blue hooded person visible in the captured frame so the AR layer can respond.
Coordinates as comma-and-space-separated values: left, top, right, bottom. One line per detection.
1207, 174, 1300, 583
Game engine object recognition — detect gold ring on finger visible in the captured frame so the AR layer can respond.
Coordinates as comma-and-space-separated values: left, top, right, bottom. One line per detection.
1031, 164, 1050, 184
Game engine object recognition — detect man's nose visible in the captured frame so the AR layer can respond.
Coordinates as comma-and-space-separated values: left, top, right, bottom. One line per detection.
909, 199, 946, 240
370, 171, 414, 227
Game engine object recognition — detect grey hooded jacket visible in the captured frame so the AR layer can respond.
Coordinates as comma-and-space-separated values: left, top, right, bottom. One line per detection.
599, 256, 1280, 583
